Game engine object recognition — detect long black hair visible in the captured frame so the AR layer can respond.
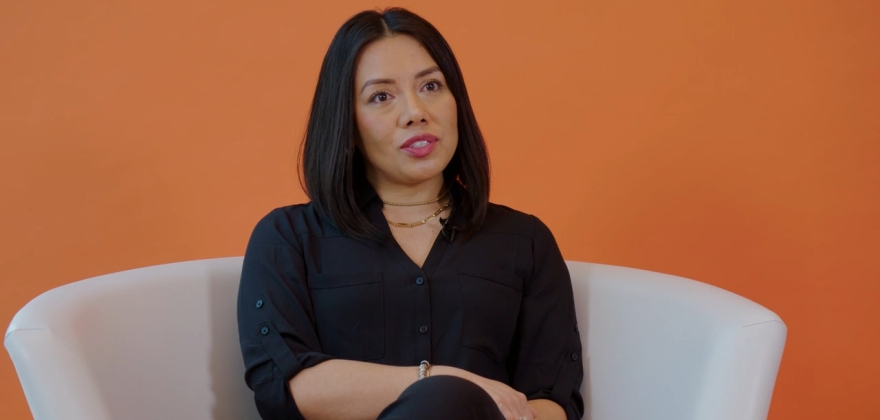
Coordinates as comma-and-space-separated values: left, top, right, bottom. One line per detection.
301, 7, 490, 241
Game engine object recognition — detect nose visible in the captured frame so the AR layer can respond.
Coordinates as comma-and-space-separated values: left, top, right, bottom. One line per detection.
399, 92, 428, 127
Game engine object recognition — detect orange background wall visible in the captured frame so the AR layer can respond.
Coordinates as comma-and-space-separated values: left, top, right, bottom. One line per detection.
2, 0, 878, 418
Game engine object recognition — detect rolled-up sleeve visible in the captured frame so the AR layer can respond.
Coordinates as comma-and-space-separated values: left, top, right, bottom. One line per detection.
508, 216, 585, 420
237, 208, 334, 420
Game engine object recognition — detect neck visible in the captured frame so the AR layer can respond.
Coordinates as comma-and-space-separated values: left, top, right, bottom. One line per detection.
370, 175, 446, 207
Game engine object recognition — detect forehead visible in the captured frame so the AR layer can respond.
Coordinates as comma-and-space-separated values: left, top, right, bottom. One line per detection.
355, 35, 439, 82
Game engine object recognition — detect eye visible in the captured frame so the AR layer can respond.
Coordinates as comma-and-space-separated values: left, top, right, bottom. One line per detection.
423, 79, 444, 92
369, 91, 392, 104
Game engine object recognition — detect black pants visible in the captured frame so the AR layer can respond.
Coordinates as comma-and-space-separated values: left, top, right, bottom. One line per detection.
378, 376, 506, 420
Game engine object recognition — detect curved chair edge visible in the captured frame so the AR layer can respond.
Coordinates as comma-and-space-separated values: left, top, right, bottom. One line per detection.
5, 256, 245, 339
565, 260, 785, 328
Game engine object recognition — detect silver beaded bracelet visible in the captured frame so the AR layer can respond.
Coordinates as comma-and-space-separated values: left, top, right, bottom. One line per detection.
418, 360, 432, 380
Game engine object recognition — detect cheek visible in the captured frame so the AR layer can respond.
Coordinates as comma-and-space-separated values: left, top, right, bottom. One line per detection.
440, 98, 459, 154
442, 97, 458, 129
357, 113, 392, 148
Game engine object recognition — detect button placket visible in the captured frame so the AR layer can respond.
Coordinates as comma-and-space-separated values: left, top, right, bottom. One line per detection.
414, 272, 432, 361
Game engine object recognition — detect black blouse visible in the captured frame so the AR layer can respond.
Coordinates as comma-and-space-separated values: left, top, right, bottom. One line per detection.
237, 184, 584, 420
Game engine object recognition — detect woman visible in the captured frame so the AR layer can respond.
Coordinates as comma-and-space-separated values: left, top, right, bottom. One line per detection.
238, 8, 583, 420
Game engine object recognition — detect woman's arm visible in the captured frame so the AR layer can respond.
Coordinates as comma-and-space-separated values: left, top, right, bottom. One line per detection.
528, 399, 566, 420
506, 216, 585, 419
289, 360, 414, 420
291, 361, 535, 420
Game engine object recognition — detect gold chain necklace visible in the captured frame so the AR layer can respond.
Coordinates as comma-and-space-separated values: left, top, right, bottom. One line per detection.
386, 202, 450, 228
382, 189, 448, 207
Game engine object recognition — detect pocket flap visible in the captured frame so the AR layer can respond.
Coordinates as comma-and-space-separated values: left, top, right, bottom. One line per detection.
456, 264, 523, 290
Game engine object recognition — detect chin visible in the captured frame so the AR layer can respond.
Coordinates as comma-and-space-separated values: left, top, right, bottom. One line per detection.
401, 167, 446, 184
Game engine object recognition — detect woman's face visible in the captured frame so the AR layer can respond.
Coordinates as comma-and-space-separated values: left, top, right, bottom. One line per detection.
354, 35, 458, 189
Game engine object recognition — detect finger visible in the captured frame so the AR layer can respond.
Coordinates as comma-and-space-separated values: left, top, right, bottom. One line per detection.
496, 402, 516, 420
521, 395, 536, 419
518, 400, 534, 420
503, 395, 530, 420
512, 392, 531, 420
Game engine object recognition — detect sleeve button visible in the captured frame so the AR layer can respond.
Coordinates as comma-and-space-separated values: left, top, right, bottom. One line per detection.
255, 299, 263, 308
260, 326, 269, 335
571, 353, 579, 361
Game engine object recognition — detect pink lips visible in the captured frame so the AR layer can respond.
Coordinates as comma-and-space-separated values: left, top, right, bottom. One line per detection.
400, 134, 438, 158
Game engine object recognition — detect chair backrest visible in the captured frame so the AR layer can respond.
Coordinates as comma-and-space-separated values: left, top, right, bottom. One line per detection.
569, 262, 786, 420
5, 257, 259, 420
5, 258, 785, 420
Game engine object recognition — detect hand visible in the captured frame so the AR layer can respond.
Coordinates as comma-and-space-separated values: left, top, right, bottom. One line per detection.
469, 374, 537, 420
437, 367, 537, 420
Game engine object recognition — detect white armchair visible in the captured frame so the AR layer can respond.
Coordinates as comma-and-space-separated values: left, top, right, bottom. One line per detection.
569, 263, 786, 420
5, 258, 785, 420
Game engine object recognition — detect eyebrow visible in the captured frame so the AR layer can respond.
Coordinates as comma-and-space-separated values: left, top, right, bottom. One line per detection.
359, 66, 441, 94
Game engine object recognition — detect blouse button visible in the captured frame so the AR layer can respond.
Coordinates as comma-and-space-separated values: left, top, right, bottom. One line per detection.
418, 325, 429, 334
260, 326, 269, 335
415, 277, 425, 285
255, 299, 264, 308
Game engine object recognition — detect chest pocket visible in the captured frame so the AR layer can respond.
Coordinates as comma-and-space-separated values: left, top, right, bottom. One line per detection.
457, 264, 523, 364
309, 272, 384, 361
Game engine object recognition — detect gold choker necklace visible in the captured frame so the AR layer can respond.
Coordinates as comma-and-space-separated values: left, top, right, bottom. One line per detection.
382, 189, 448, 207
386, 202, 450, 228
